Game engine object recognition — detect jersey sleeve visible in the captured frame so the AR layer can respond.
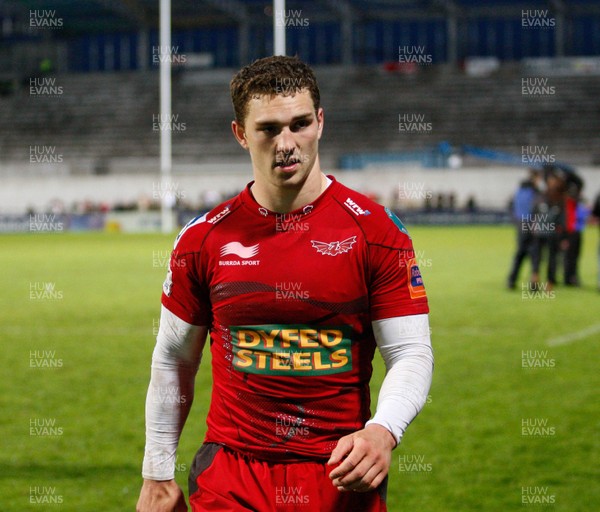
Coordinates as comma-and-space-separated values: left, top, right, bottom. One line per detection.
161, 241, 211, 327
367, 208, 429, 321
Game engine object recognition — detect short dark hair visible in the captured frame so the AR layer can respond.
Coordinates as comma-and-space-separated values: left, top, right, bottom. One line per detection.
230, 55, 320, 126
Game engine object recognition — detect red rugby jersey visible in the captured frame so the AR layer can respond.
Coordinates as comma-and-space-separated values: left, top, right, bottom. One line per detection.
162, 176, 429, 462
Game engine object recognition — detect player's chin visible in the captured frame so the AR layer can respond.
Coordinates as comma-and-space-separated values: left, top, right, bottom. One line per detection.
273, 166, 305, 184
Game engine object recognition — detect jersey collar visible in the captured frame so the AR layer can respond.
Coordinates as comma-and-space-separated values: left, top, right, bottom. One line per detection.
241, 175, 338, 218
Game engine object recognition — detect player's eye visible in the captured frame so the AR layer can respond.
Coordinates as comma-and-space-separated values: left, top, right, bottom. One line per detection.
292, 119, 310, 132
260, 126, 278, 135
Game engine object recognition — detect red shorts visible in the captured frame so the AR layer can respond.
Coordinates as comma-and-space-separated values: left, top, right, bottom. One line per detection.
188, 443, 387, 512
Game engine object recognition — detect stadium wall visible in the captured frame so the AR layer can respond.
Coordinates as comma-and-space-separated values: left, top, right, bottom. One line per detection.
4, 166, 600, 215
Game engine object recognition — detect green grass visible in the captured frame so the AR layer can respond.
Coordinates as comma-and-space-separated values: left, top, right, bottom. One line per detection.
0, 226, 598, 511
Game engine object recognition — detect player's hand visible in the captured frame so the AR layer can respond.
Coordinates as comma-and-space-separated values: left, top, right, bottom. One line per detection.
136, 479, 188, 512
327, 424, 395, 493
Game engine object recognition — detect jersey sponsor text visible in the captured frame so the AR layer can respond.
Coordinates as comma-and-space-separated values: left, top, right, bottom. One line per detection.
230, 324, 352, 376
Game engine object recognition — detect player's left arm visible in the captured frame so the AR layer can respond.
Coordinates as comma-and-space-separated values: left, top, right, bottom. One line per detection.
328, 313, 433, 492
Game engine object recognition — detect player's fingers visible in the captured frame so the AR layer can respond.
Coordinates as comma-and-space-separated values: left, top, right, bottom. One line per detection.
329, 453, 360, 480
329, 433, 379, 479
329, 446, 369, 481
331, 455, 373, 489
344, 462, 387, 493
366, 469, 388, 492
327, 434, 354, 466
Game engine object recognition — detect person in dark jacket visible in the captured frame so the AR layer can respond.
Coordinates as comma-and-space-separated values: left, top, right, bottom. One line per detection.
530, 169, 567, 289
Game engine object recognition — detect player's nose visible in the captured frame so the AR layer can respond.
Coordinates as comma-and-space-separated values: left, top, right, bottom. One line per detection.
275, 128, 296, 154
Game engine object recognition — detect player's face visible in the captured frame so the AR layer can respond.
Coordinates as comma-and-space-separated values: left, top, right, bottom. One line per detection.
232, 90, 324, 190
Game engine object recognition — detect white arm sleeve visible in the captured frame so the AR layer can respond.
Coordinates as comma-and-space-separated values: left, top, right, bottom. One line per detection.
365, 314, 433, 446
141, 305, 208, 480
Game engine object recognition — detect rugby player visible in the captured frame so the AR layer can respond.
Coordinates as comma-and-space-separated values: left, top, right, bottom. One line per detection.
137, 56, 433, 512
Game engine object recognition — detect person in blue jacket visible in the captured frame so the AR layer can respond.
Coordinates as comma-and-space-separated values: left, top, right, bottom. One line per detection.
507, 169, 542, 289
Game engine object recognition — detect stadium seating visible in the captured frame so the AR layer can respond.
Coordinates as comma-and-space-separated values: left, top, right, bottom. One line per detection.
0, 63, 598, 172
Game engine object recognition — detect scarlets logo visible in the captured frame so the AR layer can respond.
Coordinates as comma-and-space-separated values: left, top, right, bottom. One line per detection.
310, 236, 357, 256
220, 242, 259, 259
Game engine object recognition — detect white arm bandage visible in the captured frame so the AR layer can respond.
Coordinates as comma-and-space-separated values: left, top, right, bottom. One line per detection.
365, 314, 433, 446
141, 306, 207, 480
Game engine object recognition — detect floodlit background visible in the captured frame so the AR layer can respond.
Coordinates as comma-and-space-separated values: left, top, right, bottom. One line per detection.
0, 1, 599, 511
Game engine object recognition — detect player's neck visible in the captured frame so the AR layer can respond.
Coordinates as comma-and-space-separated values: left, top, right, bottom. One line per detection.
252, 168, 328, 214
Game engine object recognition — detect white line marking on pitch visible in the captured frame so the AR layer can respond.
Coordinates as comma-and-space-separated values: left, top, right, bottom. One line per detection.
546, 323, 600, 347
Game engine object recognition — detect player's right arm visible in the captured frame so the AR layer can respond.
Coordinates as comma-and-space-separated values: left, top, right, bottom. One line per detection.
136, 306, 207, 512
137, 215, 215, 510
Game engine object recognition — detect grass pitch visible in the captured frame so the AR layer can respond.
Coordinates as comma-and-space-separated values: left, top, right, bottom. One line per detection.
0, 226, 598, 511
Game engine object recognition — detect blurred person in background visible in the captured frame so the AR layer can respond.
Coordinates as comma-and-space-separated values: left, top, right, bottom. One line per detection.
530, 168, 567, 289
592, 192, 600, 291
563, 180, 589, 286
507, 169, 542, 289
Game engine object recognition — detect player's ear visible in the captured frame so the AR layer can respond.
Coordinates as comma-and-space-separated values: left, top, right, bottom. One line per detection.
231, 120, 249, 150
316, 108, 324, 140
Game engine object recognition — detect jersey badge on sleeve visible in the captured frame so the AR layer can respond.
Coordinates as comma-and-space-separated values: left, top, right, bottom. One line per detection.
174, 213, 207, 249
163, 268, 173, 297
406, 258, 427, 299
385, 207, 409, 236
